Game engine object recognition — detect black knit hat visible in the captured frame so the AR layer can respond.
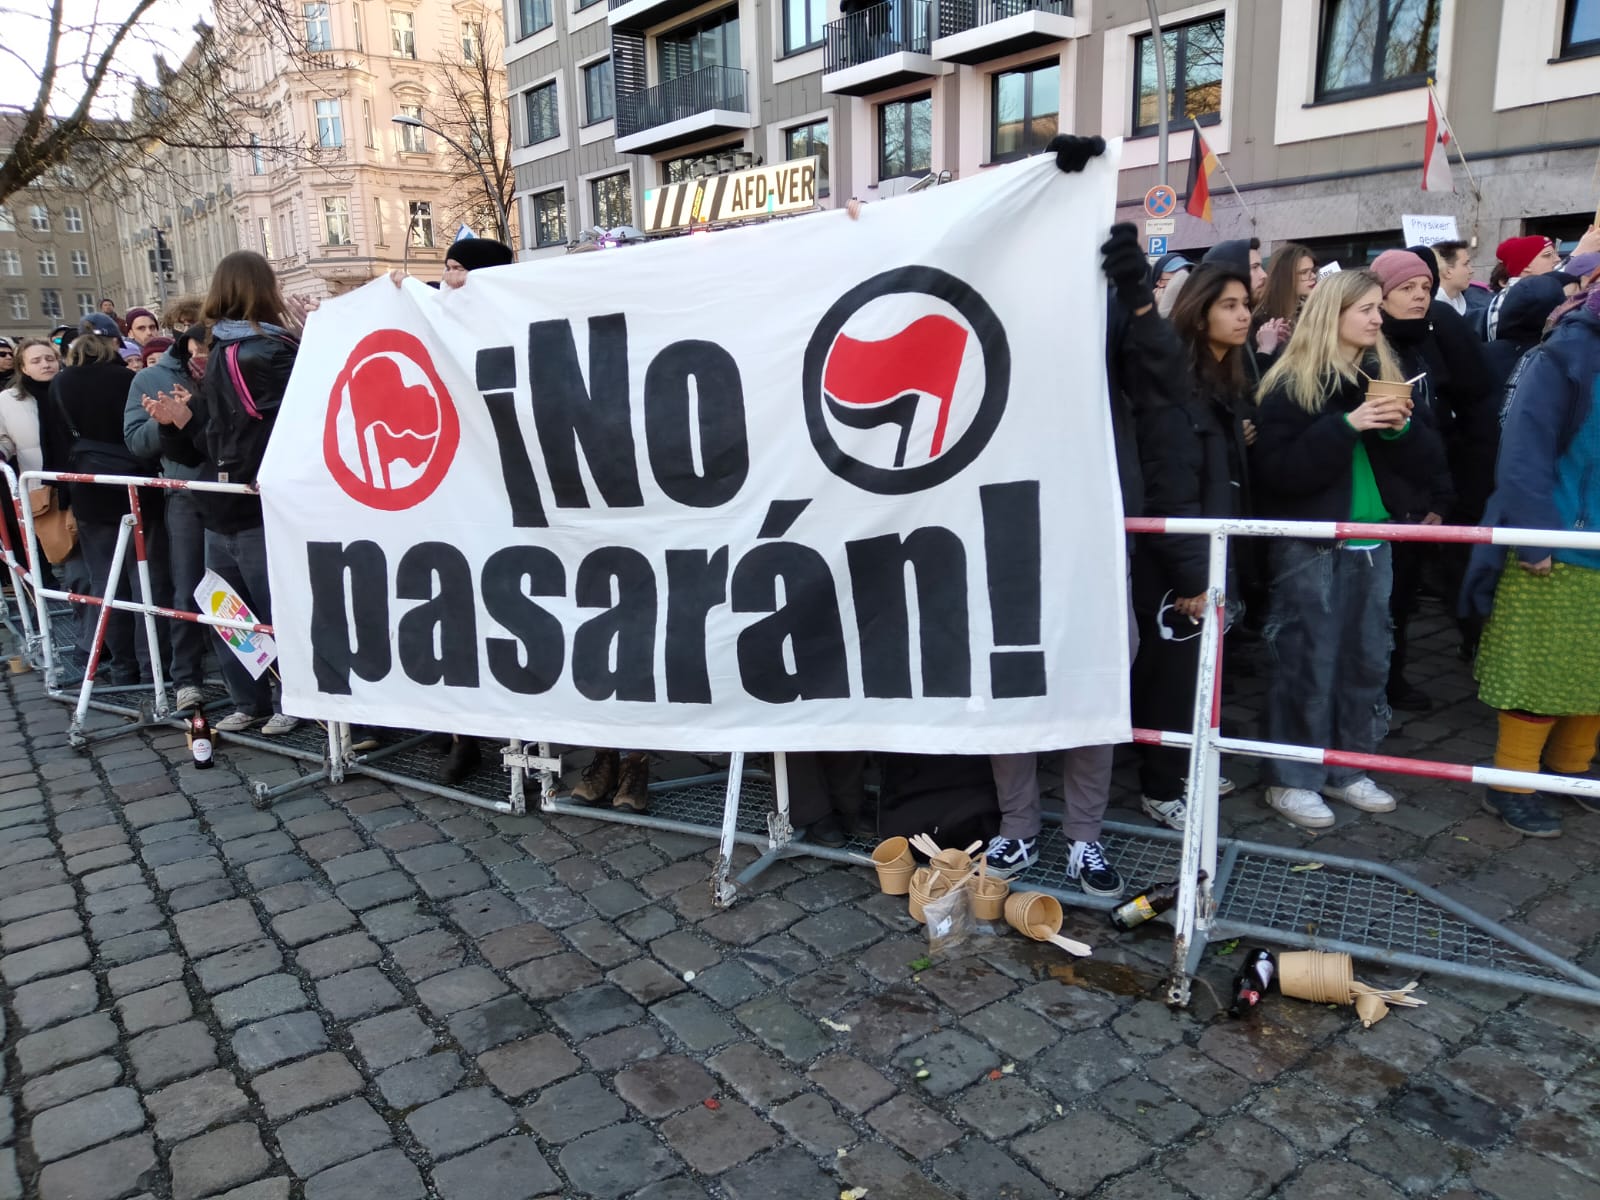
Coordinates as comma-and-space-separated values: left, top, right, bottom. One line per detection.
445, 237, 514, 273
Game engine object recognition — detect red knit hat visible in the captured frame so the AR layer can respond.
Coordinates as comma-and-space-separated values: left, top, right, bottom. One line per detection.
1497, 235, 1550, 279
1371, 249, 1432, 296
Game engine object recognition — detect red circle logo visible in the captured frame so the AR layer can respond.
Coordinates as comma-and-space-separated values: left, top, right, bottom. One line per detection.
323, 330, 459, 510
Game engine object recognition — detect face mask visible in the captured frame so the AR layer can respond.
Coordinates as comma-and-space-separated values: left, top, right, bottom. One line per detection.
187, 355, 208, 382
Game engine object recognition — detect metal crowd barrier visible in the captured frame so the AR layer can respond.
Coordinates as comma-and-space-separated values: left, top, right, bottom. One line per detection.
4, 466, 1600, 1008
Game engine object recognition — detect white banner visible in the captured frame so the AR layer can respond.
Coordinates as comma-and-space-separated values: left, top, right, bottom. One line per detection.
261, 152, 1132, 753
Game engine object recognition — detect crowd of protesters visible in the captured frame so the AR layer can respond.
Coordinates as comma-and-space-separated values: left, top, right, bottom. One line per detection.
1, 138, 1598, 899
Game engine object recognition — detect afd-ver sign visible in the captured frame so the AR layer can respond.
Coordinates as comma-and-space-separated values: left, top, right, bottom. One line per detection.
644, 157, 819, 235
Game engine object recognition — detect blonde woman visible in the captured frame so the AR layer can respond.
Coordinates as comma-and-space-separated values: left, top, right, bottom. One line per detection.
1249, 269, 1448, 829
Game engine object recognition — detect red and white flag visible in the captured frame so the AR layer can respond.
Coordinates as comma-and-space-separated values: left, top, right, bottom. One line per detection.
1422, 89, 1455, 193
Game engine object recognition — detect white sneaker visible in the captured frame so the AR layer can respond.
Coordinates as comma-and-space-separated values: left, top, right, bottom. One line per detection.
213, 711, 260, 733
260, 713, 300, 736
174, 685, 205, 712
1139, 795, 1188, 830
1322, 777, 1396, 813
1265, 786, 1336, 829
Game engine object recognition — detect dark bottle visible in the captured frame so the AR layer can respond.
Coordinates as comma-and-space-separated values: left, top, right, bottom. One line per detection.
1229, 949, 1276, 1018
188, 711, 214, 770
1109, 870, 1208, 931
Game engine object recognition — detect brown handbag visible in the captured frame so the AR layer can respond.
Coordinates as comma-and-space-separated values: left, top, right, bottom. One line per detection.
29, 485, 78, 565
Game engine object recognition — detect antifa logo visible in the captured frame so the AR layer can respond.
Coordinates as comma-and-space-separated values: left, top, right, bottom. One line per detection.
323, 330, 460, 510
802, 266, 1010, 494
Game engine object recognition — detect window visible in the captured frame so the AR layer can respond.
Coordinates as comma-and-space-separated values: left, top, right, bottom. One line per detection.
279, 211, 294, 256
0, 207, 12, 232
408, 200, 435, 247
363, 99, 376, 147
390, 10, 416, 57
878, 94, 932, 179
659, 9, 740, 78
467, 106, 490, 155
250, 133, 266, 175
993, 61, 1060, 162
1134, 15, 1223, 135
590, 172, 631, 229
8, 293, 27, 321
1565, 0, 1600, 55
258, 216, 275, 259
40, 289, 62, 319
304, 2, 332, 50
0, 250, 18, 276
524, 83, 559, 144
77, 292, 96, 317
353, 3, 364, 49
1317, 0, 1438, 99
37, 250, 56, 277
577, 0, 604, 10
64, 206, 83, 233
583, 58, 614, 124
322, 196, 352, 245
70, 249, 90, 276
461, 20, 481, 62
315, 98, 345, 148
784, 0, 825, 54
517, 0, 553, 39
373, 197, 385, 244
784, 120, 829, 197
532, 189, 567, 248
28, 205, 49, 232
398, 104, 427, 151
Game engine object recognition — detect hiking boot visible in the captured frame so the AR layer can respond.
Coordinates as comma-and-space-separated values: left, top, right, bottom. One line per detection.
1482, 788, 1561, 837
983, 836, 1038, 880
1265, 786, 1335, 829
1067, 839, 1123, 897
174, 685, 205, 712
804, 813, 848, 848
1321, 776, 1396, 813
260, 713, 299, 736
1139, 795, 1188, 831
439, 737, 481, 784
1545, 768, 1600, 814
613, 753, 650, 813
214, 710, 260, 733
570, 749, 619, 805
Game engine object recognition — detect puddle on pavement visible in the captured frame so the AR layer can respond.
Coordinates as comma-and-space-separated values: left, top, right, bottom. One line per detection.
1046, 958, 1157, 998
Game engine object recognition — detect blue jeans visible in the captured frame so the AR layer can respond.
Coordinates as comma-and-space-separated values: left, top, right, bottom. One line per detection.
205, 525, 276, 716
1263, 540, 1393, 790
165, 492, 209, 689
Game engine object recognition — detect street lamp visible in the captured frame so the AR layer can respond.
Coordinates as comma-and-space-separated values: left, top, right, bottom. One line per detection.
391, 113, 511, 246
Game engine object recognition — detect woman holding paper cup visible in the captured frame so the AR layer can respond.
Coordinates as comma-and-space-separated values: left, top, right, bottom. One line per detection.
1250, 270, 1449, 830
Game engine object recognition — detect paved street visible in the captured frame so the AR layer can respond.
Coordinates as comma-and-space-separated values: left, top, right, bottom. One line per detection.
0, 605, 1598, 1200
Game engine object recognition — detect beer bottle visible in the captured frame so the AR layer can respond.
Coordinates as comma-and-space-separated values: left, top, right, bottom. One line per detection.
1229, 949, 1276, 1018
188, 711, 214, 771
1108, 870, 1207, 931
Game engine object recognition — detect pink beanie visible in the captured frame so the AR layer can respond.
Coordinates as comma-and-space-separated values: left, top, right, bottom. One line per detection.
1371, 250, 1433, 296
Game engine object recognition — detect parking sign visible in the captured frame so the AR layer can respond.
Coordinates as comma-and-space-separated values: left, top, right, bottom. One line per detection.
1147, 235, 1169, 256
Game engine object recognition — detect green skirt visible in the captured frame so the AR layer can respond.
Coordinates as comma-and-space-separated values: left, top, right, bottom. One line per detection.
1476, 555, 1600, 714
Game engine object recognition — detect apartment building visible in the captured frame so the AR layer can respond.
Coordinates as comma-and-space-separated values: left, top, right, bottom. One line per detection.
510, 0, 1600, 263
219, 0, 512, 298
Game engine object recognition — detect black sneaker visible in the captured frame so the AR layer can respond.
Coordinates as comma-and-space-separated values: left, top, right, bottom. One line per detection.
804, 814, 848, 848
983, 836, 1038, 880
1067, 839, 1123, 897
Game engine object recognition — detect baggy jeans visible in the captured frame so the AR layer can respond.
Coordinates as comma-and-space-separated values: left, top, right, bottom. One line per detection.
1262, 540, 1393, 791
165, 491, 209, 689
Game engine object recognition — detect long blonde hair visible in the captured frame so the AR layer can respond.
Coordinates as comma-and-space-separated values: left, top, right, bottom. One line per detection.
1259, 269, 1403, 413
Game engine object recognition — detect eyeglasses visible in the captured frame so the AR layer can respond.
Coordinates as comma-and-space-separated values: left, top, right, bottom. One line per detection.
1296, 268, 1318, 280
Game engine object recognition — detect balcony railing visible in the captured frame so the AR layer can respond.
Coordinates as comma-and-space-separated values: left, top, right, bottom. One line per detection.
615, 65, 749, 139
937, 0, 1068, 35
824, 0, 932, 73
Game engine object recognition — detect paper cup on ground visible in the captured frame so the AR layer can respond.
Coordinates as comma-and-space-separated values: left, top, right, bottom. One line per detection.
971, 876, 1009, 921
930, 848, 972, 886
908, 867, 949, 923
1004, 892, 1063, 941
872, 838, 915, 895
1278, 950, 1355, 1005
1354, 992, 1390, 1027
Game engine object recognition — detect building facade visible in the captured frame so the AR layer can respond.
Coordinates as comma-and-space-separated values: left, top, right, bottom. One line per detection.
508, 0, 1600, 264
219, 0, 513, 299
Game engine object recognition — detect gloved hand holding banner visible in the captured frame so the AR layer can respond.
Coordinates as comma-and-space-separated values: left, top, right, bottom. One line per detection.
260, 149, 1131, 753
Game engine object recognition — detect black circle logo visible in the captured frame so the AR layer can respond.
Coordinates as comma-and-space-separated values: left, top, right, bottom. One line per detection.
802, 266, 1010, 494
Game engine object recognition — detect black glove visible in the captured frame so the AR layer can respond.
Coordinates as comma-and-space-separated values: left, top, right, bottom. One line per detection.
1046, 134, 1106, 175
1102, 223, 1154, 313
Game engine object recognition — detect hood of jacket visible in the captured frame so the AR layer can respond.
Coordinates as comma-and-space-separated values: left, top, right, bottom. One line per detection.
1495, 275, 1570, 346
212, 319, 292, 342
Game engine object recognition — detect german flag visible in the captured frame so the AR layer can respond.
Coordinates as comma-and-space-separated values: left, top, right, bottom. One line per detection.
1186, 128, 1218, 223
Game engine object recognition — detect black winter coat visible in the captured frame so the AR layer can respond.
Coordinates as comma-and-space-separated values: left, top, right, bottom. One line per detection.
1251, 362, 1450, 529
40, 362, 163, 526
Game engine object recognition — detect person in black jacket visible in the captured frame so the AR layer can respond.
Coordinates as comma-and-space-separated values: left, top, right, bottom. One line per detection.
1129, 263, 1254, 826
39, 315, 169, 687
143, 251, 300, 735
1251, 268, 1448, 829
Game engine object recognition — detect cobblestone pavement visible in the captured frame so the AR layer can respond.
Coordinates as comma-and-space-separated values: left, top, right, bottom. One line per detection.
0, 605, 1598, 1199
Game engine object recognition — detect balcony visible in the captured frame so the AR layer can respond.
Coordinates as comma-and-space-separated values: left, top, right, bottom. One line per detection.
614, 65, 755, 154
608, 0, 705, 33
931, 0, 1075, 64
822, 0, 936, 97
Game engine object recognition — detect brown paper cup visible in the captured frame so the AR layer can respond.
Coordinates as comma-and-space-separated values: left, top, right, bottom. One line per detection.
907, 867, 949, 923
1365, 378, 1412, 403
1004, 891, 1063, 941
971, 876, 1009, 921
1278, 951, 1355, 1005
930, 848, 972, 887
1354, 992, 1390, 1027
872, 838, 915, 895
